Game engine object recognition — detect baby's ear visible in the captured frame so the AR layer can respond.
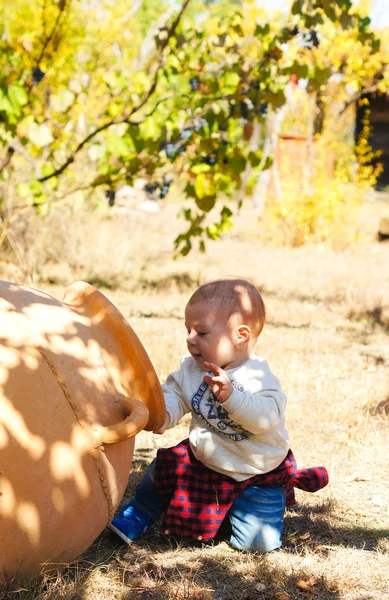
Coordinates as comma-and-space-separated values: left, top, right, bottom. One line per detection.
236, 324, 251, 349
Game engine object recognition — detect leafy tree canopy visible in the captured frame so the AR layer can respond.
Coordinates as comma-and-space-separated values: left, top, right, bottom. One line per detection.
0, 0, 387, 254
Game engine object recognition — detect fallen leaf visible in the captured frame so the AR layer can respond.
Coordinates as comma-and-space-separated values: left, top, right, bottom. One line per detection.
255, 582, 267, 591
296, 580, 312, 591
139, 560, 161, 577
192, 589, 212, 600
274, 593, 291, 600
298, 532, 311, 540
343, 472, 372, 483
308, 577, 317, 586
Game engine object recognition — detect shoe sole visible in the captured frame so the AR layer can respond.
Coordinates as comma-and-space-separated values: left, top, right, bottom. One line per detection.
108, 523, 134, 545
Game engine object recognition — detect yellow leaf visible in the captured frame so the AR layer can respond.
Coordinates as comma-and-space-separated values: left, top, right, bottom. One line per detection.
296, 580, 312, 591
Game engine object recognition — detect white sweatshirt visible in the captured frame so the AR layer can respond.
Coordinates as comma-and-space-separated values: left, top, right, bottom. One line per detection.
162, 355, 289, 481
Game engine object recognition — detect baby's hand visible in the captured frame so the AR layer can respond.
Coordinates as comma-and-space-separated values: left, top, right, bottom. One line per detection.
203, 362, 233, 403
153, 413, 170, 435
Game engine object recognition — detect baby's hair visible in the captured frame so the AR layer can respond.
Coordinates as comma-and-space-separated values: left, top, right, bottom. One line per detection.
187, 277, 266, 340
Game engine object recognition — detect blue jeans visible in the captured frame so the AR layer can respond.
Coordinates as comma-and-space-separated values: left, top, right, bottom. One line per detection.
129, 459, 286, 553
227, 483, 285, 552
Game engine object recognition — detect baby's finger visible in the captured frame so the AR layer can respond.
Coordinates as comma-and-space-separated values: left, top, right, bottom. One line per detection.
203, 361, 221, 375
203, 374, 223, 386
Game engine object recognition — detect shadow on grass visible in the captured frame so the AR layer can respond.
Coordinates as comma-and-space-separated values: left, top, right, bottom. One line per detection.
7, 495, 388, 600
3, 479, 387, 600
282, 502, 389, 554
64, 530, 343, 600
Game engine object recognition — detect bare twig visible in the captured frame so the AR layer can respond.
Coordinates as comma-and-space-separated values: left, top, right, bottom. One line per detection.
135, 5, 176, 69
0, 146, 15, 173
131, 92, 192, 123
338, 83, 383, 116
8, 139, 41, 178
23, 0, 70, 100
36, 0, 68, 66
122, 0, 144, 22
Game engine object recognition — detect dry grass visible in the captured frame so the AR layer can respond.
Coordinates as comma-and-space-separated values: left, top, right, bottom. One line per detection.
1, 194, 388, 600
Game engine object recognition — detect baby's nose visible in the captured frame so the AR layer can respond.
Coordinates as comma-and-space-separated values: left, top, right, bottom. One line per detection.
187, 331, 197, 344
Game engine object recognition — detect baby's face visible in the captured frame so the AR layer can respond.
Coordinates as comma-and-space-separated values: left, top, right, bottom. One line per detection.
184, 299, 242, 370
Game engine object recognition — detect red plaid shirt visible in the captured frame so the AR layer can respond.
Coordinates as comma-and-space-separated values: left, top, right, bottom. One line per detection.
153, 439, 328, 541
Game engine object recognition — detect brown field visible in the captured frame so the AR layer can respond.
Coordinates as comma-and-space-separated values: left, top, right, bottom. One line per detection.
1, 194, 389, 600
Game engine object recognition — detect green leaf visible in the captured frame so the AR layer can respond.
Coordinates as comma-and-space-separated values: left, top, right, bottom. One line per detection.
322, 4, 337, 22
307, 66, 332, 91
91, 173, 113, 187
194, 173, 215, 200
127, 126, 145, 153
291, 0, 303, 16
36, 201, 50, 216
262, 156, 273, 170
106, 133, 130, 157
315, 66, 332, 84
0, 88, 14, 114
222, 72, 240, 92
220, 205, 233, 232
17, 183, 32, 199
248, 151, 262, 168
191, 163, 211, 174
221, 205, 233, 219
339, 12, 353, 29
284, 62, 309, 80
228, 155, 246, 174
140, 117, 161, 140
196, 194, 216, 212
267, 90, 286, 109
214, 173, 233, 193
125, 155, 142, 173
371, 38, 381, 53
303, 13, 323, 27
7, 85, 28, 113
245, 168, 261, 195
206, 224, 220, 240
40, 164, 55, 178
254, 23, 271, 37
30, 180, 43, 196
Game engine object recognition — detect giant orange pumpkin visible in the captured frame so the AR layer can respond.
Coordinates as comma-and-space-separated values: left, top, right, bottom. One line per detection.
0, 280, 165, 577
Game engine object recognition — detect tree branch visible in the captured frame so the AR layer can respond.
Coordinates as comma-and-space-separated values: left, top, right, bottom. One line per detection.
135, 5, 176, 70
130, 92, 192, 123
0, 146, 15, 173
9, 139, 41, 178
338, 83, 382, 116
36, 0, 68, 66
38, 0, 192, 183
122, 0, 144, 23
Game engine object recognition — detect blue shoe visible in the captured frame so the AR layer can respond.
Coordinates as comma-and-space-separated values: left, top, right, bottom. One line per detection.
109, 504, 152, 545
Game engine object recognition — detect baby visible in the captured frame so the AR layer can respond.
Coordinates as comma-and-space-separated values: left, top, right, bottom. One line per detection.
109, 277, 328, 551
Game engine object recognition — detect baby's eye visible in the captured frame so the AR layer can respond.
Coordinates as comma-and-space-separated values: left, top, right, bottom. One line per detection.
198, 331, 207, 337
